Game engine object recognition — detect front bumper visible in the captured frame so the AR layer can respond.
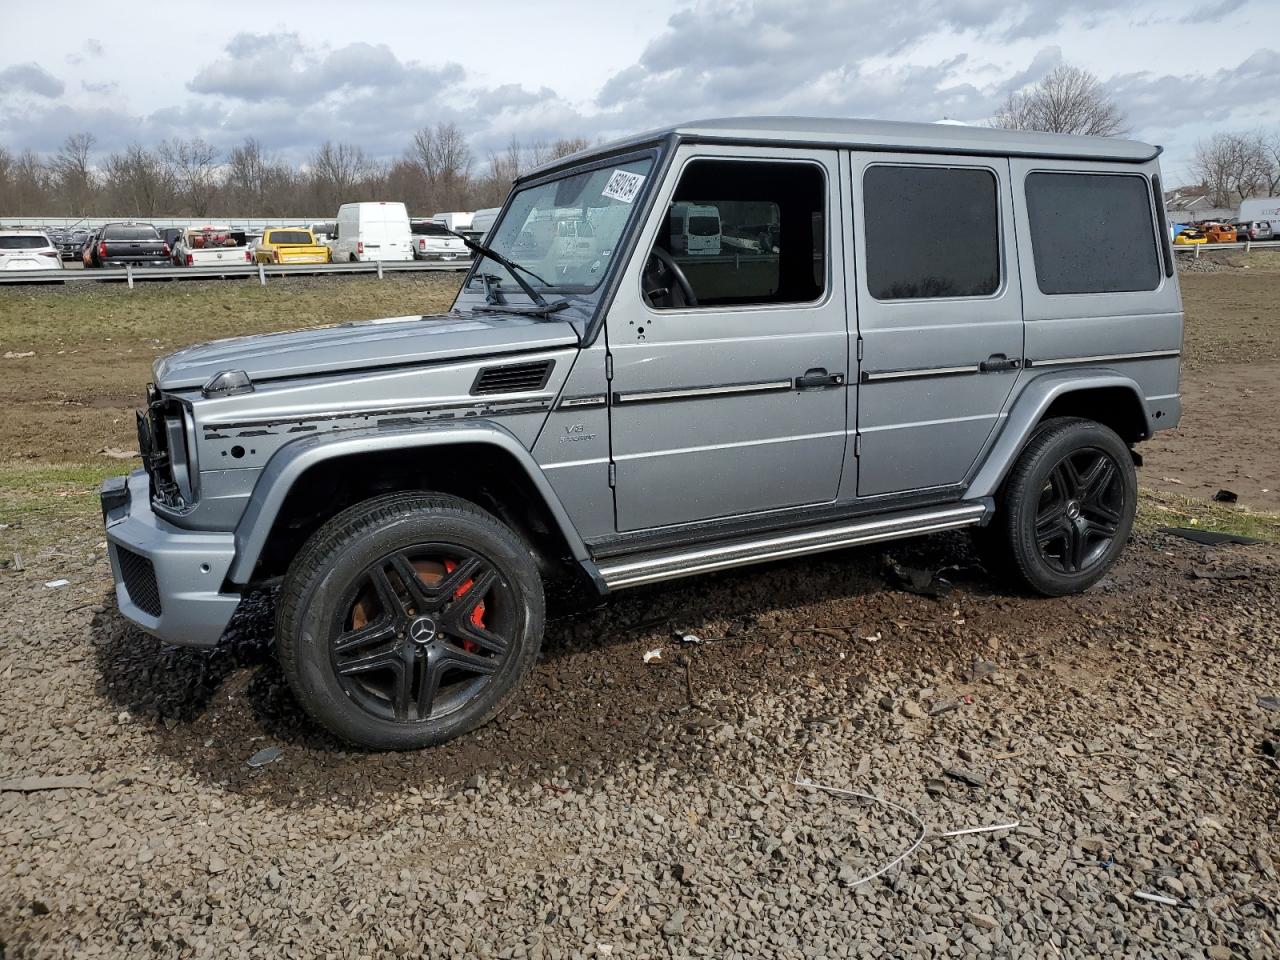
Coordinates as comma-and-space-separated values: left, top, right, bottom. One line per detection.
101, 470, 241, 648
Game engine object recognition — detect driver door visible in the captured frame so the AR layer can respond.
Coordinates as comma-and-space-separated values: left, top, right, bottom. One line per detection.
604, 145, 851, 532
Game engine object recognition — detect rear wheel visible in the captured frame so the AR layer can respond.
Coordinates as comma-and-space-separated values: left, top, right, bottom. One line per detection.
985, 418, 1136, 596
276, 492, 544, 750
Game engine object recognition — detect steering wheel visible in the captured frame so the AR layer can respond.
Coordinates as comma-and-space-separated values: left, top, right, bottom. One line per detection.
647, 246, 698, 307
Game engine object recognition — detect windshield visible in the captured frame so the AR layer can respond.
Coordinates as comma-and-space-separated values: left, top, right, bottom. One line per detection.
469, 156, 653, 294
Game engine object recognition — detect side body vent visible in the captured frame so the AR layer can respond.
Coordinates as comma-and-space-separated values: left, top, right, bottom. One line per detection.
471, 359, 555, 395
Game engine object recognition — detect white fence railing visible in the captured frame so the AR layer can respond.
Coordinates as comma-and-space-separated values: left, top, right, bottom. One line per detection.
0, 258, 470, 286
1171, 238, 1280, 257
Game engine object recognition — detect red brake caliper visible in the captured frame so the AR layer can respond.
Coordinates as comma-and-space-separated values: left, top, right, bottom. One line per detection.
443, 559, 485, 652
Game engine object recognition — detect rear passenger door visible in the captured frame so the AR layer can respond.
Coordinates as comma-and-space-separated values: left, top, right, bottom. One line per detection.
850, 154, 1023, 497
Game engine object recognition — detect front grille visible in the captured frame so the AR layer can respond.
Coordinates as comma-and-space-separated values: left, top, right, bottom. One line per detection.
471, 360, 554, 395
117, 547, 162, 618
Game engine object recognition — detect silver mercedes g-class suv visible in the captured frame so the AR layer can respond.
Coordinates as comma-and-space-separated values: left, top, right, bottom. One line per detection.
102, 118, 1182, 749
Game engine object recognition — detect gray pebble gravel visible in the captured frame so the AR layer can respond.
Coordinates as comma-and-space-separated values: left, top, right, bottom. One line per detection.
1, 528, 1278, 958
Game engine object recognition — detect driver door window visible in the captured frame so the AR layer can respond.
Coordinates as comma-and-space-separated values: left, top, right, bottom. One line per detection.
644, 159, 826, 309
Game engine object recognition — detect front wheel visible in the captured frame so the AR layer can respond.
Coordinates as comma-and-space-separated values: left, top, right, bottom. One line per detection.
276, 492, 544, 750
987, 418, 1136, 596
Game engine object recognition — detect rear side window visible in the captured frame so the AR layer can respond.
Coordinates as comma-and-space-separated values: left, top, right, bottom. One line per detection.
863, 166, 1001, 301
1025, 173, 1160, 294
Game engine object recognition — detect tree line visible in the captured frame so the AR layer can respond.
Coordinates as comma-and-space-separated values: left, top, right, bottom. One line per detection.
1190, 130, 1280, 208
0, 122, 591, 220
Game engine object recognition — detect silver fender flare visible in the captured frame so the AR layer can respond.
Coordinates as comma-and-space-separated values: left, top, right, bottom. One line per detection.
965, 369, 1153, 500
226, 420, 591, 585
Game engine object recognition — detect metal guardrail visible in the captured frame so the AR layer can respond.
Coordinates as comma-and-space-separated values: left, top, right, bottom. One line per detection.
0, 258, 472, 286
1171, 238, 1280, 258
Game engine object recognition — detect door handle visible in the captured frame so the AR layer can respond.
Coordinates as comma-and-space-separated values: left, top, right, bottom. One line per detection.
979, 354, 1022, 373
795, 368, 845, 390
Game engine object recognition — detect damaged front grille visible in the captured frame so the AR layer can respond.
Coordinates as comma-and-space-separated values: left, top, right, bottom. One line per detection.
138, 384, 192, 509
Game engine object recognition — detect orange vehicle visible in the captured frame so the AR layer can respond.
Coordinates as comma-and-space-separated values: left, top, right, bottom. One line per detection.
1201, 222, 1237, 243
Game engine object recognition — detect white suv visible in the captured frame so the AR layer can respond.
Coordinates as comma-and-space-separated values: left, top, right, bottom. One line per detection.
0, 230, 63, 271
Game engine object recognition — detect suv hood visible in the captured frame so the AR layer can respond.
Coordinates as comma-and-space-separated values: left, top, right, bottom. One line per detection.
153, 312, 580, 390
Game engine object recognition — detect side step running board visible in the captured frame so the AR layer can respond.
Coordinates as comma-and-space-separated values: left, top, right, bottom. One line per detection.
597, 502, 989, 591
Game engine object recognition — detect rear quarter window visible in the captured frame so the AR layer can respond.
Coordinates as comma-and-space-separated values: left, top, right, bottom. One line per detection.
1025, 173, 1161, 295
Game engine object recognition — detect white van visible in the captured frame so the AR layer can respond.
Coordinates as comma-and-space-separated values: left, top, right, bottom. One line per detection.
331, 202, 414, 262
470, 207, 501, 242
669, 202, 722, 255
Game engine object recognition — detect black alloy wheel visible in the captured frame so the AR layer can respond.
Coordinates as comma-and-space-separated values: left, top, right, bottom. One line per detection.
1032, 447, 1125, 575
331, 545, 515, 723
987, 417, 1137, 596
277, 492, 544, 750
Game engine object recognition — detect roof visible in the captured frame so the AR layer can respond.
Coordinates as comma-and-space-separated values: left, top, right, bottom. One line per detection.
523, 116, 1160, 179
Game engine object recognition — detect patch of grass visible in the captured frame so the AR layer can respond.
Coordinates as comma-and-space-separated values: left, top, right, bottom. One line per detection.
1137, 488, 1280, 542
0, 461, 116, 558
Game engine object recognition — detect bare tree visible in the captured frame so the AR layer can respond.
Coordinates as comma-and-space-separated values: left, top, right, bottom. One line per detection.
1191, 132, 1274, 207
49, 132, 97, 215
992, 65, 1126, 137
224, 138, 297, 216
409, 122, 473, 210
309, 141, 381, 211
103, 144, 175, 217
159, 138, 220, 216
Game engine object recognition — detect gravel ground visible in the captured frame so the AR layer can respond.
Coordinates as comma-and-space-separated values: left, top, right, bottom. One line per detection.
2, 524, 1278, 958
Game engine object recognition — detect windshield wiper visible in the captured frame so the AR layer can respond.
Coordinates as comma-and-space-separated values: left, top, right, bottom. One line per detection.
444, 228, 551, 306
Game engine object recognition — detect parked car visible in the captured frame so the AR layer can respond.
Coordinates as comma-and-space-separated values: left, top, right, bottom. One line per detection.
254, 227, 331, 264
53, 227, 92, 261
410, 219, 468, 260
1201, 222, 1236, 243
1173, 226, 1206, 245
330, 201, 414, 262
102, 117, 1182, 751
309, 222, 338, 244
173, 226, 249, 267
0, 230, 63, 271
83, 222, 173, 268
1234, 220, 1274, 242
158, 228, 185, 259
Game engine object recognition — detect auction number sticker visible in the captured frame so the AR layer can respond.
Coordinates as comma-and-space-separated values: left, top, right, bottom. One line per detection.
602, 169, 645, 204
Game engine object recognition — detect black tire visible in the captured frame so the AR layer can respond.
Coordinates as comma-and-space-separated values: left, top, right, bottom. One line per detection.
986, 418, 1136, 596
276, 492, 544, 750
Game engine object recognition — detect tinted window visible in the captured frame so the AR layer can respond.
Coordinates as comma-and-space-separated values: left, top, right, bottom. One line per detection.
863, 166, 1000, 300
1025, 173, 1160, 295
0, 235, 48, 249
267, 230, 313, 244
411, 222, 450, 236
646, 160, 825, 310
104, 225, 160, 241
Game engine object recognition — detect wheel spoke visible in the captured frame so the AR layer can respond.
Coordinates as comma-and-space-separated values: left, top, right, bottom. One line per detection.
1066, 522, 1090, 572
1035, 502, 1068, 541
440, 645, 499, 677
416, 656, 444, 720
334, 617, 397, 654
370, 564, 410, 625
389, 553, 433, 611
391, 651, 416, 721
336, 648, 402, 677
1083, 515, 1120, 539
1079, 455, 1116, 505
1055, 457, 1084, 498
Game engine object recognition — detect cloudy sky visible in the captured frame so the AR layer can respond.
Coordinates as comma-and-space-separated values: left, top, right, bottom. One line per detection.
2, 0, 1278, 183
